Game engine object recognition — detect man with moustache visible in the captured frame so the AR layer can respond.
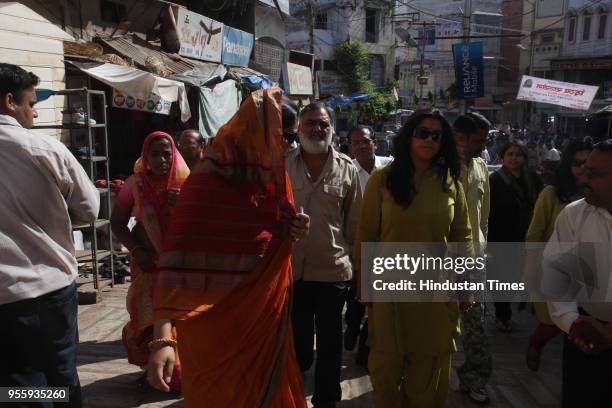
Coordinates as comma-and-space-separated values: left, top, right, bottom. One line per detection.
286, 102, 362, 408
177, 129, 205, 170
544, 139, 612, 407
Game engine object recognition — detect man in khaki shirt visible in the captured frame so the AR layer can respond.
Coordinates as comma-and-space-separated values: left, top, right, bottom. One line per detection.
287, 102, 362, 407
454, 113, 492, 404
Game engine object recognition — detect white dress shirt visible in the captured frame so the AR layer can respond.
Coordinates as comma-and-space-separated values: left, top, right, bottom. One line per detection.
0, 114, 100, 305
545, 199, 612, 333
352, 155, 393, 195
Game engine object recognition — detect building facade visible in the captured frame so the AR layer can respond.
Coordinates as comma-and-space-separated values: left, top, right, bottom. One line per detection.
551, 0, 612, 137
287, 0, 397, 96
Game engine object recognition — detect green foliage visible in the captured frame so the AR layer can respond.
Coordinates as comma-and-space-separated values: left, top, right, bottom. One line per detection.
333, 39, 399, 124
334, 40, 371, 94
446, 83, 458, 101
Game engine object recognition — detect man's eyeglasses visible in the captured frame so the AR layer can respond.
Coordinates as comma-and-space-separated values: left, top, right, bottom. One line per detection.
414, 127, 442, 142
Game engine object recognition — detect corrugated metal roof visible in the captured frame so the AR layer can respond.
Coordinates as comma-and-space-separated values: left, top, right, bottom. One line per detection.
99, 35, 219, 76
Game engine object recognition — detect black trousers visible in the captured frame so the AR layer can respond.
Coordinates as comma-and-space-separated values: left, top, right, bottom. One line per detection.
494, 302, 512, 322
344, 285, 366, 333
0, 282, 82, 408
562, 335, 612, 408
292, 280, 348, 408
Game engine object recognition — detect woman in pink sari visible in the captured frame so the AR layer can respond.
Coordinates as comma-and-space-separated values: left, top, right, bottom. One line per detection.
111, 131, 190, 391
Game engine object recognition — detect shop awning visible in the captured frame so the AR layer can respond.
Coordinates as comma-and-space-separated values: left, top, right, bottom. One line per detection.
68, 61, 191, 122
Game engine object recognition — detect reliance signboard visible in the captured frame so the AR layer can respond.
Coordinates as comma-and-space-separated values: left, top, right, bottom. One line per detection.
452, 42, 485, 100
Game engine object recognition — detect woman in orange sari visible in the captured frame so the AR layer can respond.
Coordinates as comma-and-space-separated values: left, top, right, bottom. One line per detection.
111, 131, 190, 391
146, 88, 308, 408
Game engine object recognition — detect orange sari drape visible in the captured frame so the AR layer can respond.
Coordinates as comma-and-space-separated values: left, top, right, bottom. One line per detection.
153, 88, 306, 408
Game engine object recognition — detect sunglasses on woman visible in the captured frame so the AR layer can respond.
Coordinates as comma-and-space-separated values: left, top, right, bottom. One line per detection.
414, 127, 443, 142
571, 159, 586, 168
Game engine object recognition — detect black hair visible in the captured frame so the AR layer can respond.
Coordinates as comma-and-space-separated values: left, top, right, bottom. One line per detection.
180, 129, 204, 144
552, 137, 594, 203
386, 109, 461, 207
347, 125, 375, 142
299, 101, 334, 125
0, 63, 39, 104
453, 115, 478, 135
499, 141, 528, 160
282, 99, 298, 133
593, 138, 612, 152
282, 99, 299, 144
466, 111, 491, 131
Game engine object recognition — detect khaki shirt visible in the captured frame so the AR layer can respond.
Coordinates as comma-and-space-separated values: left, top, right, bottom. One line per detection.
459, 157, 490, 253
286, 147, 362, 282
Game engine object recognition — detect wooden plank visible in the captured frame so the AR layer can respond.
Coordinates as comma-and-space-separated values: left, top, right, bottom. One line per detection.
0, 14, 73, 41
0, 48, 65, 68
0, 31, 64, 55
0, 2, 58, 23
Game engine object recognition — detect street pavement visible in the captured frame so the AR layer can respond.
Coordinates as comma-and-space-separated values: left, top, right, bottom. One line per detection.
76, 283, 562, 407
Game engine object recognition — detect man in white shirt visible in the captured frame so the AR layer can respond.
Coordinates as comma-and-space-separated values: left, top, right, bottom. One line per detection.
344, 126, 392, 368
0, 63, 100, 406
349, 125, 393, 195
544, 139, 612, 407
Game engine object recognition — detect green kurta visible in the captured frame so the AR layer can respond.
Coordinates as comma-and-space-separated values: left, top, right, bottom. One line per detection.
526, 185, 567, 242
354, 166, 473, 355
526, 185, 568, 324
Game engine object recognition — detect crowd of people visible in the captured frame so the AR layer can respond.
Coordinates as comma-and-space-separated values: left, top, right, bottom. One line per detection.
2, 62, 612, 408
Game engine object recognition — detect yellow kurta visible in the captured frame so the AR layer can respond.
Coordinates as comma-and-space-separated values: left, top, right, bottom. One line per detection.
354, 166, 472, 408
355, 166, 473, 354
526, 185, 568, 324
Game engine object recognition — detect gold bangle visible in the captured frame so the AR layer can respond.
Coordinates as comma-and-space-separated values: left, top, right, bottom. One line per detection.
148, 338, 177, 352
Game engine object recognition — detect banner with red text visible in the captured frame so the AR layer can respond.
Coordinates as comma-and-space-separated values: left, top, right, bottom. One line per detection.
516, 75, 599, 111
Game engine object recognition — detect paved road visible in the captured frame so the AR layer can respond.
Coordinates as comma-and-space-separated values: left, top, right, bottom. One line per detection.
77, 283, 562, 407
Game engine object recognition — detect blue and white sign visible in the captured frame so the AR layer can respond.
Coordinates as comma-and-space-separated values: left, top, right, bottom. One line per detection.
452, 42, 485, 99
222, 26, 254, 67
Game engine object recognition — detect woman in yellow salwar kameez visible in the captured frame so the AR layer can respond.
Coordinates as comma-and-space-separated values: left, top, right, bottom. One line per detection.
354, 110, 473, 408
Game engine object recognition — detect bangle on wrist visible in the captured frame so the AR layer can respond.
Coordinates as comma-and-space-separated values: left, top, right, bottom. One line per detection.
148, 338, 177, 352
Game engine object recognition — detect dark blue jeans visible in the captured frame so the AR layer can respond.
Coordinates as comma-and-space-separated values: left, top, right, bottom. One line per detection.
0, 282, 81, 407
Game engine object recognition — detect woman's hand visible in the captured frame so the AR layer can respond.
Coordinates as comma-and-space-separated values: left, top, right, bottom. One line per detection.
167, 188, 180, 206
280, 206, 310, 242
289, 213, 310, 241
132, 247, 157, 272
147, 346, 175, 392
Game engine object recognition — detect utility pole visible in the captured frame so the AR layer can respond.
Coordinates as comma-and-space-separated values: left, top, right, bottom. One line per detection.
461, 0, 472, 115
419, 25, 425, 100
528, 0, 537, 132
308, 0, 314, 55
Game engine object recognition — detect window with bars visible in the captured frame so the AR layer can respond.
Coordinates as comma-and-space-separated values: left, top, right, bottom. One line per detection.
598, 14, 607, 39
568, 17, 576, 42
365, 8, 377, 43
315, 11, 327, 30
583, 15, 591, 41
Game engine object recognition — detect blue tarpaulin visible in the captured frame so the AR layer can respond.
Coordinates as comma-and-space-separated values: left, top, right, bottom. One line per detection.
326, 93, 369, 107
239, 74, 274, 90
